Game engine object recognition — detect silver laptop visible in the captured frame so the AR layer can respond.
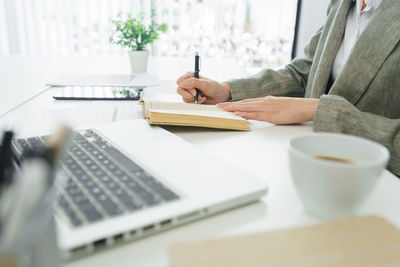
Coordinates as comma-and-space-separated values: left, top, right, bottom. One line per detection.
13, 120, 268, 260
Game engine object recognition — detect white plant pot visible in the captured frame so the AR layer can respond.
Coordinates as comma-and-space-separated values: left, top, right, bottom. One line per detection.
128, 50, 150, 73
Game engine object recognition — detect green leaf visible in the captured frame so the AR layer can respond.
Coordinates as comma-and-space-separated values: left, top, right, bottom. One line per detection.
109, 9, 168, 51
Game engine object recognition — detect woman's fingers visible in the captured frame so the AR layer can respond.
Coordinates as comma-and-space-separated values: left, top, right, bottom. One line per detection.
180, 77, 208, 90
181, 95, 206, 104
234, 112, 263, 121
217, 98, 266, 108
182, 96, 195, 103
235, 97, 266, 103
219, 96, 274, 107
177, 72, 207, 85
197, 95, 207, 104
176, 72, 194, 86
178, 86, 208, 104
177, 87, 194, 100
179, 78, 214, 100
218, 102, 265, 112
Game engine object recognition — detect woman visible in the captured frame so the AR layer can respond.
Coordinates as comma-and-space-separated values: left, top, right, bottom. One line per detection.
176, 0, 400, 176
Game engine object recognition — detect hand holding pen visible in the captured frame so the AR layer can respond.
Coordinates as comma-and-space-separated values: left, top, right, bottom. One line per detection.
176, 56, 232, 104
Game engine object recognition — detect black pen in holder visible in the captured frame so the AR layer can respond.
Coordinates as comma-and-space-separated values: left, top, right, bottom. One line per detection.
194, 52, 200, 104
0, 131, 15, 189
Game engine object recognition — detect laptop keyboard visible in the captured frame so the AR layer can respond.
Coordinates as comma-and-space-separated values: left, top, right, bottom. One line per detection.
14, 129, 180, 227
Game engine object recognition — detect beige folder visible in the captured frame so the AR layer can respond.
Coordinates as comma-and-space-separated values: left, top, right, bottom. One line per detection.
169, 216, 400, 267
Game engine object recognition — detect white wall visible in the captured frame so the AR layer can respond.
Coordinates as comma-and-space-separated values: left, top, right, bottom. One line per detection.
295, 0, 331, 58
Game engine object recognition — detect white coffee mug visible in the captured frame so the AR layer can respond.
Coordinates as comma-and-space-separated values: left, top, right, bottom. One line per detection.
289, 133, 389, 219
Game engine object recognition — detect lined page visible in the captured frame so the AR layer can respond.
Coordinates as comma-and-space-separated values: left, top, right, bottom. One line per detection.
148, 101, 220, 111
142, 94, 245, 120
150, 109, 246, 120
144, 101, 225, 117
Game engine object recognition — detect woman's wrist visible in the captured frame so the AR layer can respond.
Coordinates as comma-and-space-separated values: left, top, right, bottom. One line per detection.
221, 82, 232, 102
306, 98, 320, 121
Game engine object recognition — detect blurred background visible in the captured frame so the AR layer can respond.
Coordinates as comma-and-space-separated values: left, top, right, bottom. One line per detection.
0, 0, 298, 71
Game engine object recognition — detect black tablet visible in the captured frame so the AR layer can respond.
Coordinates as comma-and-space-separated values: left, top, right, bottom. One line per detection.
52, 86, 143, 101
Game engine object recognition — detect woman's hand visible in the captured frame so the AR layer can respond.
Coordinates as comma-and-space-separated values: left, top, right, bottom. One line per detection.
176, 72, 231, 104
217, 96, 319, 125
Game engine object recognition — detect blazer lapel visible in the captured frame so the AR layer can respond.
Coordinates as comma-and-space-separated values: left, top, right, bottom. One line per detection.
329, 0, 400, 104
309, 0, 353, 98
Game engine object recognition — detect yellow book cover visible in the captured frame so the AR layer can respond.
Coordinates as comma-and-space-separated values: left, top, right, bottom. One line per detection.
141, 94, 250, 131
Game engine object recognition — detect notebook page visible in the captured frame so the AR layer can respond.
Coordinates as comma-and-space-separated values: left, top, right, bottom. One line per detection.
150, 109, 245, 120
148, 101, 220, 111
143, 101, 221, 118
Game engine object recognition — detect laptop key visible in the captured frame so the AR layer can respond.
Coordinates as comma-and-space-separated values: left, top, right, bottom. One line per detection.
84, 209, 103, 222
76, 174, 90, 182
99, 145, 142, 173
115, 191, 143, 211
58, 196, 82, 226
134, 171, 160, 187
71, 192, 90, 205
127, 184, 160, 206
82, 179, 96, 189
119, 178, 159, 205
153, 186, 180, 201
15, 139, 33, 154
101, 200, 123, 216
106, 180, 143, 211
70, 214, 83, 226
138, 191, 161, 206
66, 186, 81, 197
78, 202, 103, 222
93, 194, 123, 216
135, 175, 177, 201
91, 186, 103, 195
27, 137, 46, 151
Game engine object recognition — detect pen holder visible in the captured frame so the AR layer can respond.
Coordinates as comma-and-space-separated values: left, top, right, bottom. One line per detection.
0, 171, 67, 267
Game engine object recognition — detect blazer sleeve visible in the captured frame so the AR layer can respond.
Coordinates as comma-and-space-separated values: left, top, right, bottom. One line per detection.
314, 95, 400, 177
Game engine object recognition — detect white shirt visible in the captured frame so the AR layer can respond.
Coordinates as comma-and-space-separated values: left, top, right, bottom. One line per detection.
331, 0, 383, 81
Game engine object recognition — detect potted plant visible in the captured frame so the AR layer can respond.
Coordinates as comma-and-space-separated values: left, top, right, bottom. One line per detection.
110, 11, 167, 73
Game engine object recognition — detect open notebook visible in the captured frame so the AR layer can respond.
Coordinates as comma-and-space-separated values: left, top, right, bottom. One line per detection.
141, 95, 250, 131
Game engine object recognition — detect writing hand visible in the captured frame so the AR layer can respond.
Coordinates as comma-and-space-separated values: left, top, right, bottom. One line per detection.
176, 72, 231, 104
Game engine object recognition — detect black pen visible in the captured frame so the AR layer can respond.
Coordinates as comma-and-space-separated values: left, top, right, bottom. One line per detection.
194, 52, 200, 104
0, 131, 14, 187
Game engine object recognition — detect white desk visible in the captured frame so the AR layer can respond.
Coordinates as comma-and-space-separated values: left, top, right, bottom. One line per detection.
1, 55, 400, 267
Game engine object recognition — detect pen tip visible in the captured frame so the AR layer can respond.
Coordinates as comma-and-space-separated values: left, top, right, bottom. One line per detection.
195, 52, 199, 56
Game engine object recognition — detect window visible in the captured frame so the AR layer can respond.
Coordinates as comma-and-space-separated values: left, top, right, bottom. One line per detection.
0, 0, 298, 69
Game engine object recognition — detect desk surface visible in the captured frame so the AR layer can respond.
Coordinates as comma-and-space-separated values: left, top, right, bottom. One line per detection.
1, 55, 400, 267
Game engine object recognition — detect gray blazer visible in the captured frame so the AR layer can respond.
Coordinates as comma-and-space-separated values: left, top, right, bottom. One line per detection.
228, 0, 400, 176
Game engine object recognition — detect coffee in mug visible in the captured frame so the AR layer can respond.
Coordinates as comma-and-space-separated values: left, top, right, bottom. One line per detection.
313, 155, 355, 165
289, 133, 389, 218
